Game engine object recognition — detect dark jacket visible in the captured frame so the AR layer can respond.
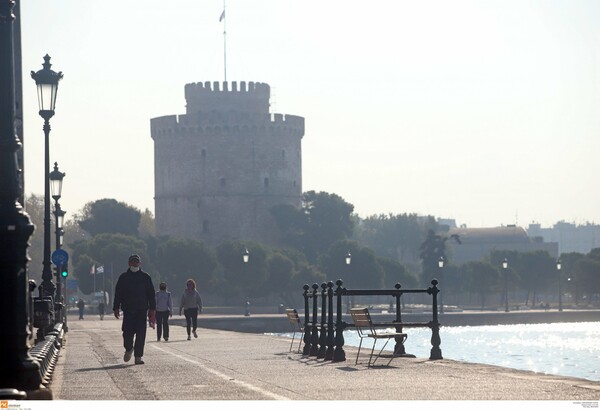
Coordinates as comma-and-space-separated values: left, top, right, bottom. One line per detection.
112, 269, 156, 312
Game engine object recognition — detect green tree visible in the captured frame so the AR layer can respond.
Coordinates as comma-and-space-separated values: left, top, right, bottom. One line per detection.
319, 240, 384, 289
377, 256, 417, 289
271, 191, 355, 264
70, 233, 148, 295
355, 213, 438, 267
23, 193, 44, 279
156, 238, 217, 292
419, 230, 461, 281
559, 252, 585, 304
138, 208, 156, 238
574, 253, 600, 304
216, 240, 270, 300
518, 251, 555, 306
268, 252, 296, 306
461, 261, 500, 309
76, 198, 141, 237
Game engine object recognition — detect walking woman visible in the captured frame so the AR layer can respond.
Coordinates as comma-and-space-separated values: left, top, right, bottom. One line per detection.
179, 279, 203, 340
155, 282, 172, 341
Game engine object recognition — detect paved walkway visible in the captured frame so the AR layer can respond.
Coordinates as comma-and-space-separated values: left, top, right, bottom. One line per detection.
49, 316, 600, 403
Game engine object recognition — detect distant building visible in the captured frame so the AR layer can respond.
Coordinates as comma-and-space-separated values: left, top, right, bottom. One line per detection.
445, 225, 559, 265
527, 222, 600, 255
150, 81, 305, 246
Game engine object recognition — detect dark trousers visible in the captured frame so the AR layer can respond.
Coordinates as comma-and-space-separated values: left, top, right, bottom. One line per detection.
184, 308, 198, 335
156, 310, 170, 340
122, 309, 147, 358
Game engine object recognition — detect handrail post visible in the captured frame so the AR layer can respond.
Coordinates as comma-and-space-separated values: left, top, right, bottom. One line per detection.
428, 279, 443, 360
393, 283, 407, 355
317, 282, 327, 358
309, 283, 320, 356
302, 284, 311, 355
332, 279, 346, 362
325, 281, 335, 360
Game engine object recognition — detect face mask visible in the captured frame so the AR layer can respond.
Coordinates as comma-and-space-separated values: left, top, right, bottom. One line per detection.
160, 287, 166, 291
130, 266, 140, 272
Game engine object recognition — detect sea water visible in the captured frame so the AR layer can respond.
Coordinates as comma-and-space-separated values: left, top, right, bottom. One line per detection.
278, 321, 600, 382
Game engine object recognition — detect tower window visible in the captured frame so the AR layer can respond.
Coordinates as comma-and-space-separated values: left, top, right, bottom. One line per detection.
264, 177, 269, 188
203, 220, 209, 233
201, 149, 206, 158
220, 177, 226, 187
281, 150, 286, 159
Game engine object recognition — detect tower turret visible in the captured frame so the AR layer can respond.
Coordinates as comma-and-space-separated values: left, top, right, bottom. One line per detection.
151, 81, 304, 246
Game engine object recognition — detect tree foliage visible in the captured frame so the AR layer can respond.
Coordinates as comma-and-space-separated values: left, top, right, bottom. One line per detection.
271, 191, 355, 264
155, 238, 217, 292
216, 240, 270, 299
319, 240, 384, 289
461, 261, 500, 309
354, 213, 438, 267
419, 230, 461, 281
76, 198, 141, 237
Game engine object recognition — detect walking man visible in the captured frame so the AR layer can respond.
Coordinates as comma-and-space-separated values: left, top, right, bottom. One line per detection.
113, 254, 156, 365
77, 299, 85, 320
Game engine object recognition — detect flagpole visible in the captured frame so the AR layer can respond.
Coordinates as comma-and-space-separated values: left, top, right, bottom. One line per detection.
222, 0, 227, 82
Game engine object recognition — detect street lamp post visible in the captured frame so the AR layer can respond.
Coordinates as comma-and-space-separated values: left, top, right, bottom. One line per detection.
438, 256, 445, 314
556, 259, 562, 312
345, 252, 351, 313
0, 1, 44, 394
242, 249, 250, 316
49, 162, 65, 302
502, 258, 509, 312
31, 55, 63, 302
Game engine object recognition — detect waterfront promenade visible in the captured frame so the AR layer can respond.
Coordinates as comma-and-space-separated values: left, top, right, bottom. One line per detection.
48, 314, 600, 401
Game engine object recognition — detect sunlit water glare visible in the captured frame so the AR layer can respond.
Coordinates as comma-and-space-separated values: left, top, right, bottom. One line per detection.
278, 322, 600, 381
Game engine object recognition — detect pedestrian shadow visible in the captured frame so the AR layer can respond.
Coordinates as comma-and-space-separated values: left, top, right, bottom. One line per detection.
76, 364, 129, 372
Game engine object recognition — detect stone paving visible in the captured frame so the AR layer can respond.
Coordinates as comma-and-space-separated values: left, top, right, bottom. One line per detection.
48, 315, 600, 402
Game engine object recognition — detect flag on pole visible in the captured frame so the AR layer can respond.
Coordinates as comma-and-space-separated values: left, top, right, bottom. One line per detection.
97, 265, 104, 274
219, 9, 225, 22
90, 264, 96, 274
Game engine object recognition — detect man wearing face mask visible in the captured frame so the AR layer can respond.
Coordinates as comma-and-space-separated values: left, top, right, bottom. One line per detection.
113, 254, 156, 365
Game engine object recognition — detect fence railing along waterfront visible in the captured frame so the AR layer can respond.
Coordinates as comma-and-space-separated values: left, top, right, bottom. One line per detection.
301, 279, 443, 362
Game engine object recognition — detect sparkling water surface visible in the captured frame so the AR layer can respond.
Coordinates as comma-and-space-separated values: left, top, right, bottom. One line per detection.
278, 321, 600, 382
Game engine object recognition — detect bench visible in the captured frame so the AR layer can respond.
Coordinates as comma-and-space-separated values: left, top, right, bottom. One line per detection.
285, 308, 304, 353
350, 307, 407, 367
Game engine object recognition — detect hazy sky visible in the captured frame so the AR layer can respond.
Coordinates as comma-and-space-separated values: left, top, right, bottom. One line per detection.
19, 0, 600, 229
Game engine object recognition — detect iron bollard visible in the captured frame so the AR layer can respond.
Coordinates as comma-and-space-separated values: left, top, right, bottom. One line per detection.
302, 284, 311, 355
428, 279, 443, 360
309, 284, 320, 356
325, 281, 335, 360
393, 283, 407, 356
317, 283, 328, 358
333, 279, 346, 362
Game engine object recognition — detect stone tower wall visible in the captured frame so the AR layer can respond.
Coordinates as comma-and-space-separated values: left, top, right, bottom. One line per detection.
151, 81, 304, 247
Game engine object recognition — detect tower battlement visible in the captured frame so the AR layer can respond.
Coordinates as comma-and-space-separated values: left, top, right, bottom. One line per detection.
151, 81, 303, 247
185, 81, 270, 115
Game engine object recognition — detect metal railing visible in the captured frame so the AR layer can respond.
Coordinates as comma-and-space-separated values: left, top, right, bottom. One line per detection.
301, 279, 443, 363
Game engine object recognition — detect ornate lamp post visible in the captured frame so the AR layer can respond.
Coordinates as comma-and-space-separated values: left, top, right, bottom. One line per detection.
49, 162, 65, 301
438, 256, 445, 314
345, 251, 351, 313
556, 259, 562, 312
31, 55, 63, 301
0, 1, 44, 394
242, 248, 250, 316
502, 258, 509, 312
